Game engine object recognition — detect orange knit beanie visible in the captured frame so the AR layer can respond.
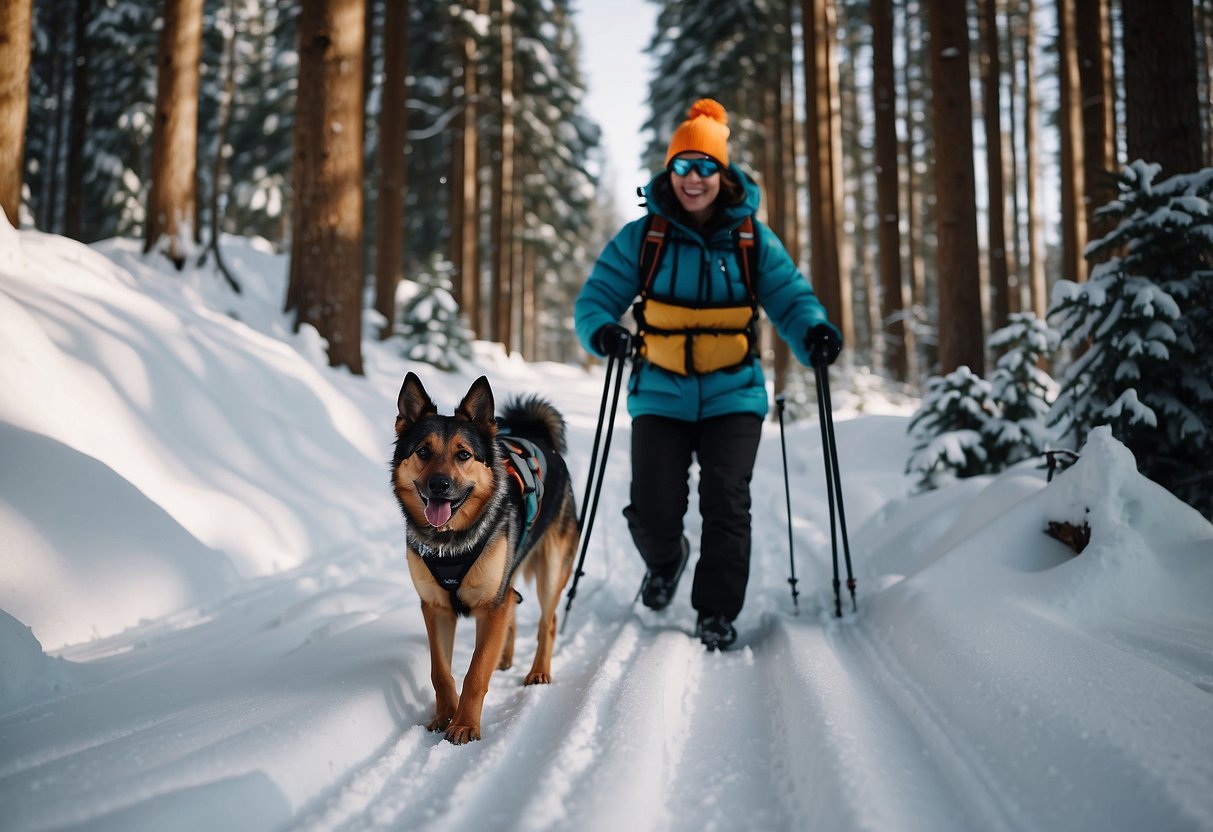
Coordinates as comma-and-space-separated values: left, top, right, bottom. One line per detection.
664, 98, 731, 167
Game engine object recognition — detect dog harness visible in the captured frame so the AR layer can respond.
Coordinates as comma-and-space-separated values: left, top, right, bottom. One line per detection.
415, 435, 546, 616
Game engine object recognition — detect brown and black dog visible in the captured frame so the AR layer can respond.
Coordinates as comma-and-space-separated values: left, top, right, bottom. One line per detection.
392, 372, 578, 744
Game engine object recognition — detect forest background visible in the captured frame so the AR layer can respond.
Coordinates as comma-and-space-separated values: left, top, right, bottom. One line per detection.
1, 0, 1211, 510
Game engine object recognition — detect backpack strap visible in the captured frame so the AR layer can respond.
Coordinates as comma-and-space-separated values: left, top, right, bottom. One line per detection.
639, 214, 759, 303
639, 215, 669, 294
734, 216, 758, 301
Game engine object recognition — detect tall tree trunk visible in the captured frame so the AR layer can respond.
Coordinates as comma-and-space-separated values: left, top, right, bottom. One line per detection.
839, 12, 870, 355
1003, 0, 1023, 313
200, 0, 239, 293
491, 0, 515, 350
1198, 0, 1213, 165
773, 3, 799, 397
448, 42, 467, 309
1056, 0, 1086, 284
769, 92, 789, 398
64, 0, 90, 240
980, 0, 1011, 334
802, 0, 851, 347
0, 0, 33, 227
287, 0, 366, 375
1122, 0, 1203, 177
145, 0, 205, 268
449, 2, 481, 334
927, 0, 984, 374
872, 0, 907, 381
374, 0, 408, 338
1076, 0, 1115, 221
902, 0, 926, 378
1022, 0, 1046, 317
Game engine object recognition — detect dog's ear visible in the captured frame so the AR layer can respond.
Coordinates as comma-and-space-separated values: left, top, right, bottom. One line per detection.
396, 372, 437, 435
456, 376, 497, 436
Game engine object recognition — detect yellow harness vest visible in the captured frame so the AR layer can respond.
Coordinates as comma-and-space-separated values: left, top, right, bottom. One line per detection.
633, 216, 759, 376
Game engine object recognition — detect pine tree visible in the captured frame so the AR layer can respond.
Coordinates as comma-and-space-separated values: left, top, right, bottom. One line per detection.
985, 312, 1059, 469
397, 257, 475, 371
1048, 160, 1213, 516
907, 312, 1062, 491
906, 366, 997, 490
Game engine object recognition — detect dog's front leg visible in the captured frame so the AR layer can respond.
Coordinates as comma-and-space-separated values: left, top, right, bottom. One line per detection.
421, 600, 458, 732
445, 600, 511, 744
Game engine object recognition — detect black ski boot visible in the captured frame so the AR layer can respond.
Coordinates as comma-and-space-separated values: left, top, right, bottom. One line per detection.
695, 612, 737, 651
639, 536, 690, 611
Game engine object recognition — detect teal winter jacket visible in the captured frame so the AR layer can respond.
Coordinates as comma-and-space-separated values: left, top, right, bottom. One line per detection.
575, 166, 839, 422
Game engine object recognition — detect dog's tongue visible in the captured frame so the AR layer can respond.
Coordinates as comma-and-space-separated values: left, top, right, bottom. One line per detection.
424, 499, 453, 528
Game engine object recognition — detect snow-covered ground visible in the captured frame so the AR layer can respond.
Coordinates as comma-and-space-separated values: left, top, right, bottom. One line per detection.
2, 217, 1212, 832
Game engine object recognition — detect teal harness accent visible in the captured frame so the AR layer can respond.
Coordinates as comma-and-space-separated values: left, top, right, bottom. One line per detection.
498, 433, 545, 553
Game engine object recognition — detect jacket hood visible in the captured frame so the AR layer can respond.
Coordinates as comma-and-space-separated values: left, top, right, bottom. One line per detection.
643, 163, 761, 231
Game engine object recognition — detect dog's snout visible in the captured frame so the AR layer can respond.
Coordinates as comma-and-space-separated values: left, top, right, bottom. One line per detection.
428, 475, 453, 495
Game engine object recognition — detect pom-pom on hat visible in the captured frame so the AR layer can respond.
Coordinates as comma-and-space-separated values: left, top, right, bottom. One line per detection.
665, 98, 730, 167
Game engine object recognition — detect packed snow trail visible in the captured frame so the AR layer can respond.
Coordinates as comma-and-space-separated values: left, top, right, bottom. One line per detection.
5, 404, 1212, 832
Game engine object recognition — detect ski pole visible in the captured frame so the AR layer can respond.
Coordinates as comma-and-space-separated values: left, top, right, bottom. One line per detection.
814, 360, 856, 617
562, 351, 626, 633
775, 395, 800, 612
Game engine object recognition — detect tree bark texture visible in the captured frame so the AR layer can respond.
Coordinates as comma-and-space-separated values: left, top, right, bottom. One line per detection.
64, 0, 91, 240
802, 0, 852, 347
287, 0, 366, 375
145, 0, 205, 267
1122, 0, 1203, 177
1076, 0, 1116, 214
1022, 0, 1046, 317
491, 0, 516, 350
927, 0, 984, 375
980, 0, 1011, 334
0, 0, 33, 227
1056, 0, 1087, 284
374, 0, 408, 339
871, 0, 908, 381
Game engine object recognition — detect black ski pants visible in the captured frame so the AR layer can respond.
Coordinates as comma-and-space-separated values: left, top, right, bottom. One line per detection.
624, 412, 763, 620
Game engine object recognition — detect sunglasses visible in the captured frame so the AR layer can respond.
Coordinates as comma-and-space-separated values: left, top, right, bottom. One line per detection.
668, 157, 722, 178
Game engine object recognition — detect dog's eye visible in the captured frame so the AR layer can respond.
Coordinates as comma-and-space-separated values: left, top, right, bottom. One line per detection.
455, 450, 472, 462
415, 445, 432, 460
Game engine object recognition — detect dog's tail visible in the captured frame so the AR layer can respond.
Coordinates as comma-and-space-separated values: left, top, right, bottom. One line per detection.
498, 395, 568, 454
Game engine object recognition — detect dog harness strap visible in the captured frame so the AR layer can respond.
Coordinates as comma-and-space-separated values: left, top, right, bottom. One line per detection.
498, 436, 546, 550
416, 545, 478, 616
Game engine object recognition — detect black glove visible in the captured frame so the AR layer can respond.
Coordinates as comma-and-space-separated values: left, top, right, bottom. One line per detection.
592, 324, 634, 359
804, 323, 842, 366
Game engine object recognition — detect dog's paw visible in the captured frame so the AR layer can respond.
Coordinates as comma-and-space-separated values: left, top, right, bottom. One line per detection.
524, 671, 552, 685
444, 724, 481, 745
498, 656, 513, 671
426, 714, 453, 733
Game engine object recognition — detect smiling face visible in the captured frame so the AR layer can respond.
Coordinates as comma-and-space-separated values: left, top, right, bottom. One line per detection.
669, 153, 722, 224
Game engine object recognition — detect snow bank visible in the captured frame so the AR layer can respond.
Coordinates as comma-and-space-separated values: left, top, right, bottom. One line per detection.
0, 231, 396, 652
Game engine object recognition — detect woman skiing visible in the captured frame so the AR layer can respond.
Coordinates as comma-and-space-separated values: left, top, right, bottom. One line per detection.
575, 98, 842, 650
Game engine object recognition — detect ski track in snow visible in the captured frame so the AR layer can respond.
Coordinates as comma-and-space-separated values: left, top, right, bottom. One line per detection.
0, 429, 1067, 832
285, 562, 1014, 832
6, 449, 1212, 832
